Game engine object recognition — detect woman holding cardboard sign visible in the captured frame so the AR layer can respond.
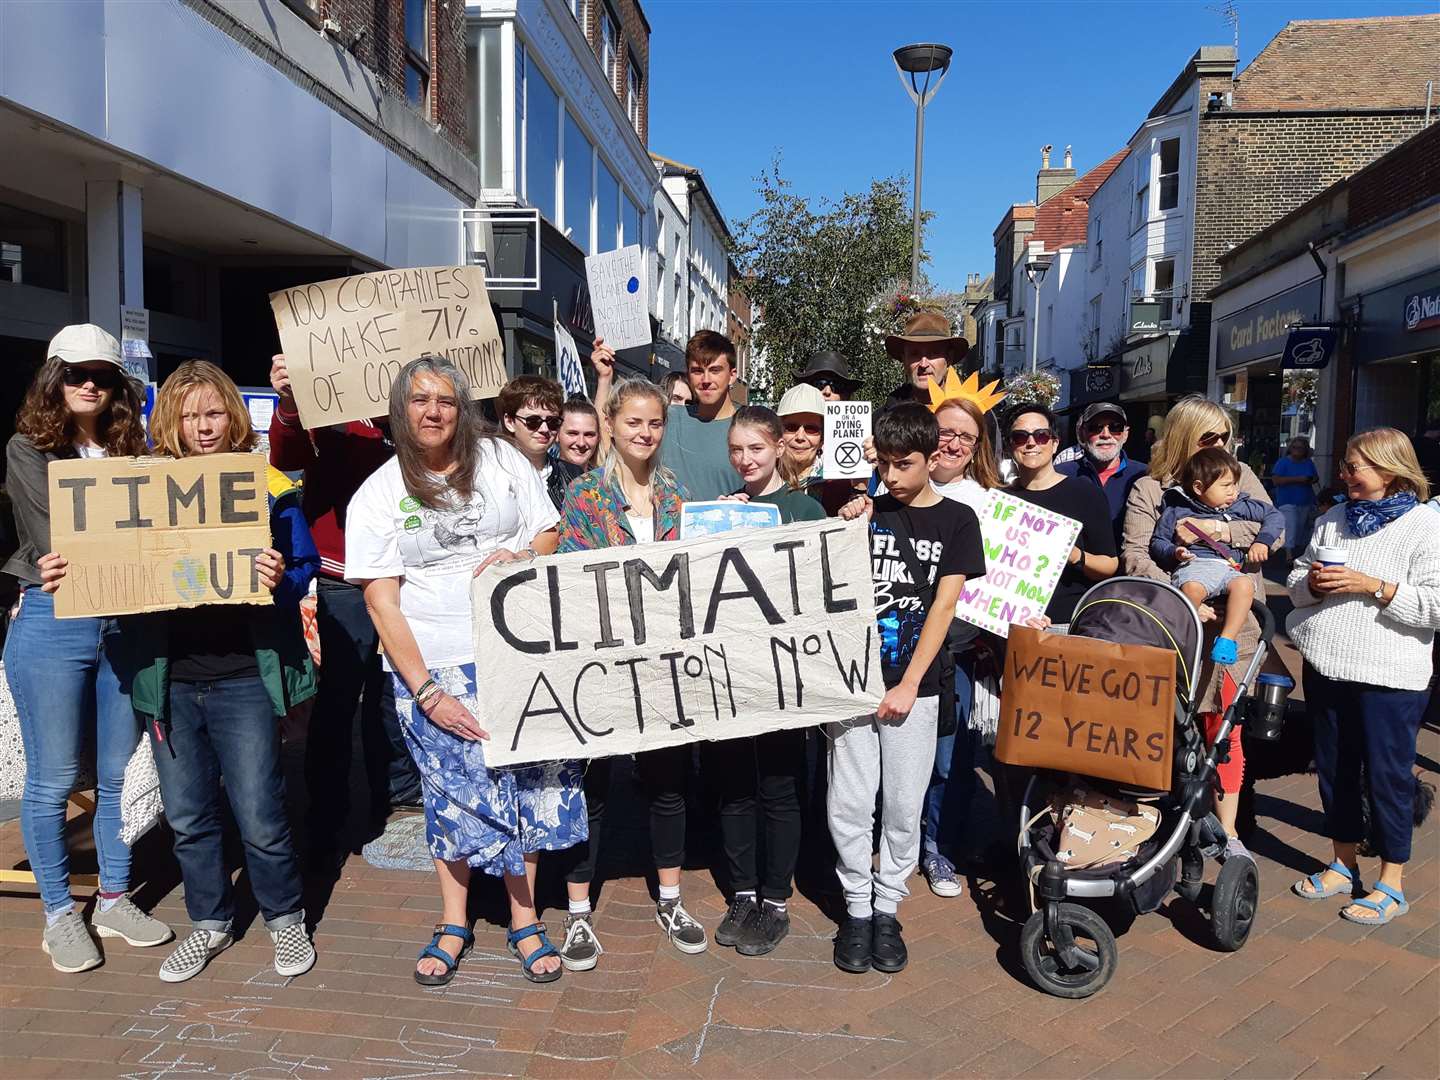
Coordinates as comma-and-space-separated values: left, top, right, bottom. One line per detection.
1287, 429, 1439, 926
346, 356, 583, 987
5, 323, 169, 974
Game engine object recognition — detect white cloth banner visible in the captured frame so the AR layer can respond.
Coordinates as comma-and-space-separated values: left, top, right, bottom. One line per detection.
554, 319, 587, 399
471, 518, 883, 766
954, 488, 1081, 637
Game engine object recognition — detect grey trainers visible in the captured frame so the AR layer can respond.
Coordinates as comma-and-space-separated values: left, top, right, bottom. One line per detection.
41, 910, 102, 973
92, 896, 174, 947
159, 928, 233, 983
559, 912, 603, 971
271, 923, 316, 978
655, 899, 708, 955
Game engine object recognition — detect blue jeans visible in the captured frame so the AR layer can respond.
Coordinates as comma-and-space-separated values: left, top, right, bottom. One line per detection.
148, 675, 304, 932
304, 578, 419, 846
4, 586, 136, 912
921, 655, 976, 862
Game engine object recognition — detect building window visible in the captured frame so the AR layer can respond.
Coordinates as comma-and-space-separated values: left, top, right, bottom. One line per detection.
0, 202, 67, 291
404, 0, 430, 109
674, 272, 682, 324
622, 195, 641, 249
596, 162, 619, 253
992, 319, 1003, 365
1157, 138, 1180, 212
626, 59, 642, 134
470, 25, 503, 188
279, 0, 321, 26
600, 6, 620, 91
1091, 216, 1102, 267
525, 61, 560, 223
1089, 296, 1102, 359
1130, 263, 1146, 302
1133, 183, 1148, 230
569, 0, 587, 26
563, 111, 593, 253
143, 246, 206, 321
1154, 258, 1176, 323
655, 251, 666, 320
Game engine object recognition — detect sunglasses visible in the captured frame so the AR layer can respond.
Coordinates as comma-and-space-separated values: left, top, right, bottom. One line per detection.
938, 429, 978, 448
1198, 430, 1230, 447
62, 364, 120, 390
514, 414, 562, 432
812, 378, 838, 392
1338, 460, 1376, 476
783, 421, 822, 436
1009, 428, 1055, 447
1087, 421, 1127, 436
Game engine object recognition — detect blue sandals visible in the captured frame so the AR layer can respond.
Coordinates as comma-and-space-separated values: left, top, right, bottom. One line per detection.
508, 922, 562, 983
1292, 860, 1362, 900
1340, 882, 1409, 926
415, 923, 475, 987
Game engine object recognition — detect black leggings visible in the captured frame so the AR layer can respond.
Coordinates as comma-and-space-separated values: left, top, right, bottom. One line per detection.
563, 745, 689, 885
702, 728, 806, 900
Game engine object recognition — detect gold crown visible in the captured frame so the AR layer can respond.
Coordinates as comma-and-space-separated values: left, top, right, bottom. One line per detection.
926, 369, 1007, 415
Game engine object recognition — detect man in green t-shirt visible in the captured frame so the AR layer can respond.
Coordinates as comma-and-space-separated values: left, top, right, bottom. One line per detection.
592, 330, 739, 501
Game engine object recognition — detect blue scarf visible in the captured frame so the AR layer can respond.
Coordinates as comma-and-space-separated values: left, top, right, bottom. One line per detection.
1345, 491, 1418, 538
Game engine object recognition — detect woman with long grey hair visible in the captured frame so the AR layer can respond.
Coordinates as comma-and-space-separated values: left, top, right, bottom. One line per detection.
345, 355, 585, 986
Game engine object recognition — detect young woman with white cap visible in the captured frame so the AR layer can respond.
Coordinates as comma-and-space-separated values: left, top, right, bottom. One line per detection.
5, 324, 172, 973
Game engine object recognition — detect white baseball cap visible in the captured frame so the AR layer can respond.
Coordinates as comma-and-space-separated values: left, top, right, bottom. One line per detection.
47, 323, 124, 368
777, 382, 826, 418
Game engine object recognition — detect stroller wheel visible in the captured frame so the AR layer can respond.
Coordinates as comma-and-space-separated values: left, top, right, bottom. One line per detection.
1020, 904, 1117, 999
1210, 856, 1260, 952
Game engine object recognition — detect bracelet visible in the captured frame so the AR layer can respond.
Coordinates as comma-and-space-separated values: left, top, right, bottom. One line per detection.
414, 678, 438, 702
416, 687, 444, 713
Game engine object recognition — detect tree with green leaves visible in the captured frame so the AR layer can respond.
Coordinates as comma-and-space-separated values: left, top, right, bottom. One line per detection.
732, 162, 939, 406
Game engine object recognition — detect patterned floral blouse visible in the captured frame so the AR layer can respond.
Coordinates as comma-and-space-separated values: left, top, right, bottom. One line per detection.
558, 466, 687, 552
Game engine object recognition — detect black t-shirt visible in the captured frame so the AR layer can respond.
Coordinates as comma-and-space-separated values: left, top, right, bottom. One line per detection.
168, 606, 260, 683
870, 494, 986, 693
1007, 476, 1117, 625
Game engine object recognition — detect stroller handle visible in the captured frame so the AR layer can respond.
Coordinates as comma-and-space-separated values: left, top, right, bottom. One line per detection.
1250, 597, 1275, 647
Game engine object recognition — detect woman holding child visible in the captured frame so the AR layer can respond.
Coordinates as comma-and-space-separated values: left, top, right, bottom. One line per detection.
1122, 395, 1276, 860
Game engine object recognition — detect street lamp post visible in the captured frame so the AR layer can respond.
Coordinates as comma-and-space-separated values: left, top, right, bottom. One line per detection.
1025, 253, 1054, 374
893, 43, 952, 291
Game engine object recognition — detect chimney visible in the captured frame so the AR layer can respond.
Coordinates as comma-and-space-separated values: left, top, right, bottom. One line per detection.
1036, 143, 1077, 205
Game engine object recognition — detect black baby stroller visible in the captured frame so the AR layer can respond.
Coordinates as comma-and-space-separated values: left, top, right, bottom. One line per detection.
1015, 576, 1289, 998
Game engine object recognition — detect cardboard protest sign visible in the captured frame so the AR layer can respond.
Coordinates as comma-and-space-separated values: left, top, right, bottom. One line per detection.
48, 454, 272, 619
955, 489, 1081, 637
679, 500, 782, 539
823, 402, 872, 480
554, 319, 587, 399
996, 627, 1175, 790
269, 266, 504, 429
472, 517, 882, 767
584, 245, 650, 351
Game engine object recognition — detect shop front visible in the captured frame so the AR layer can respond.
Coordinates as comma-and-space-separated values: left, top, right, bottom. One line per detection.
1213, 277, 1326, 475
1118, 332, 1178, 440
1348, 267, 1440, 434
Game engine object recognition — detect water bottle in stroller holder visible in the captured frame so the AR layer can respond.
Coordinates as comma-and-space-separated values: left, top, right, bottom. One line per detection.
1242, 673, 1294, 741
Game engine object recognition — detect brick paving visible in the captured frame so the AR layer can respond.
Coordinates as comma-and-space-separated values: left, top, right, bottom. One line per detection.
3, 596, 1438, 1078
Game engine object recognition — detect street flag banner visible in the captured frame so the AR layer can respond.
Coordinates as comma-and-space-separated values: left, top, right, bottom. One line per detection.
823, 401, 872, 479
47, 454, 272, 619
268, 266, 504, 429
584, 245, 650, 351
955, 489, 1081, 637
471, 517, 883, 767
554, 318, 587, 399
679, 500, 782, 539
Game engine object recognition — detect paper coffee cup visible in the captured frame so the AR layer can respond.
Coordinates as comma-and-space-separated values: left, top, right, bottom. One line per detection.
1313, 545, 1348, 567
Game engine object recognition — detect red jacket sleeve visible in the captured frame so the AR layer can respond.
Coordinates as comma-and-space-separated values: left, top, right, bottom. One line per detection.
268, 401, 317, 471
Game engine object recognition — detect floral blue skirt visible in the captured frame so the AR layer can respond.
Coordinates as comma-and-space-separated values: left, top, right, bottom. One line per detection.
393, 664, 586, 878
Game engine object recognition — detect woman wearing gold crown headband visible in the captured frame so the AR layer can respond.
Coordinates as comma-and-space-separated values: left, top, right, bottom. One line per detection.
914, 372, 1006, 898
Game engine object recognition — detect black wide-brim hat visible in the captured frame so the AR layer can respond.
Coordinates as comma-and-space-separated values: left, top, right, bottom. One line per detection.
796, 350, 861, 394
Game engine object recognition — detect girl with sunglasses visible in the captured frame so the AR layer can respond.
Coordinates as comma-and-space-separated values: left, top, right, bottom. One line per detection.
1121, 395, 1277, 862
6, 324, 169, 973
496, 376, 585, 512
1004, 403, 1118, 631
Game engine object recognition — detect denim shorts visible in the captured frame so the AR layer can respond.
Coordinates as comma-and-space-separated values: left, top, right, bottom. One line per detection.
1172, 556, 1243, 600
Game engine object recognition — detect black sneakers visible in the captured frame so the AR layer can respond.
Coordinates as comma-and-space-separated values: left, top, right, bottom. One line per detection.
871, 913, 907, 973
736, 903, 790, 957
715, 895, 758, 948
833, 915, 872, 973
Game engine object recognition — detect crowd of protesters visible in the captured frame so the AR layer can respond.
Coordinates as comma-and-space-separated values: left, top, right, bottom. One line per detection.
7, 315, 1437, 987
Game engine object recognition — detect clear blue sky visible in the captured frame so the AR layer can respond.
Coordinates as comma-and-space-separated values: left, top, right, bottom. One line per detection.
645, 0, 1437, 293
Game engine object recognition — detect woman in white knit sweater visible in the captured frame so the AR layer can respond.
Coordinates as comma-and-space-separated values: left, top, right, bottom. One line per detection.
1287, 428, 1439, 925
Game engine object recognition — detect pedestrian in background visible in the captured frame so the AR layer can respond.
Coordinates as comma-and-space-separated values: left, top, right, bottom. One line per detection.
794, 350, 861, 403
661, 370, 692, 407
269, 354, 420, 873
347, 356, 580, 987
554, 378, 709, 967
6, 324, 170, 973
1270, 436, 1319, 565
1288, 429, 1439, 926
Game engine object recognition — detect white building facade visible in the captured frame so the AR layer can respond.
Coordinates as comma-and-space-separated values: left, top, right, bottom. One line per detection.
655, 157, 731, 344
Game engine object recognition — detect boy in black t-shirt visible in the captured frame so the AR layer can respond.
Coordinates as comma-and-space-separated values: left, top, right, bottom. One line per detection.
829, 403, 986, 974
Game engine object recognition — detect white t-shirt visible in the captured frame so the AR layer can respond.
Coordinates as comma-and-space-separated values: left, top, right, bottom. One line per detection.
74, 442, 106, 459
345, 438, 559, 669
932, 475, 990, 517
627, 512, 655, 545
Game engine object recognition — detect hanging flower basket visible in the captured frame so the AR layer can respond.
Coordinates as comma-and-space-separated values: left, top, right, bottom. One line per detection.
1003, 370, 1062, 410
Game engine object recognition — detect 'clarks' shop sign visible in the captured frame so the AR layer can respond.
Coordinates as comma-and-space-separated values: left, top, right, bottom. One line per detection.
1215, 278, 1323, 371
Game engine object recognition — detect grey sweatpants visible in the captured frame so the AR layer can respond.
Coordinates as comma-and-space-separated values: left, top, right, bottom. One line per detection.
826, 695, 939, 918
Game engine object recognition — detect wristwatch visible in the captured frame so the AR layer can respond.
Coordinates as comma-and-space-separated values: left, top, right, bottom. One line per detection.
1373, 579, 1387, 601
